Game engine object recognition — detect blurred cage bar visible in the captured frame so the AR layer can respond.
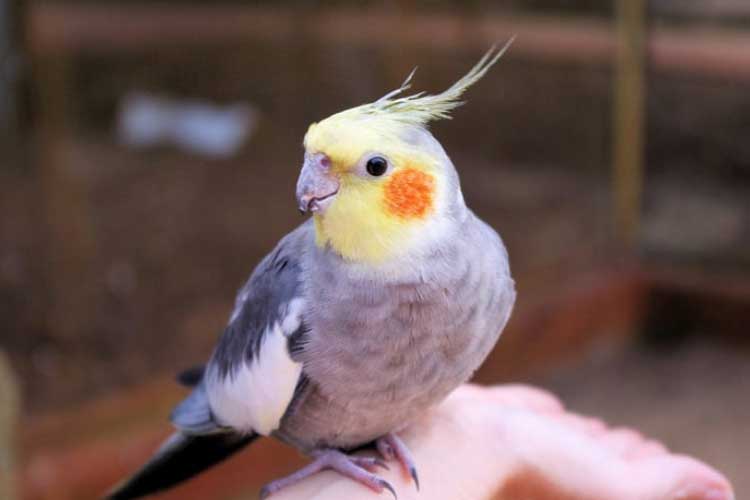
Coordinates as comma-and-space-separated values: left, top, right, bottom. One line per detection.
0, 350, 19, 500
0, 0, 20, 146
612, 0, 646, 246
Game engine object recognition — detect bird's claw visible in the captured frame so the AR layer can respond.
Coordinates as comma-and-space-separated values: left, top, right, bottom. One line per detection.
353, 456, 390, 472
409, 466, 420, 491
259, 448, 398, 499
378, 478, 398, 499
376, 439, 396, 460
376, 433, 420, 492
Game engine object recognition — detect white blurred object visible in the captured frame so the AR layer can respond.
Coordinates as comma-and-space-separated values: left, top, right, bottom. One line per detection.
118, 92, 257, 158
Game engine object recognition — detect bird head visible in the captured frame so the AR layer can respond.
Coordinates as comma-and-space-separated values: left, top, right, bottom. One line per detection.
296, 43, 511, 263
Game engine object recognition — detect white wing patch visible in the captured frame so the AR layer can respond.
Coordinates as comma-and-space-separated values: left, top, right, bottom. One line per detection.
208, 299, 305, 436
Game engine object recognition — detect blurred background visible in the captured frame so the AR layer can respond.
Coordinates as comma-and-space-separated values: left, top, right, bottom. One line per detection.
0, 0, 748, 498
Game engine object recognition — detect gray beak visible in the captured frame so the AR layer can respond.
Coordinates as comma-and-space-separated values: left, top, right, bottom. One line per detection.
296, 153, 339, 214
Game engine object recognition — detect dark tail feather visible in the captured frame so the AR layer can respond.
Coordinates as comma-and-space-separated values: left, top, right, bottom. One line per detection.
106, 431, 258, 500
176, 365, 205, 388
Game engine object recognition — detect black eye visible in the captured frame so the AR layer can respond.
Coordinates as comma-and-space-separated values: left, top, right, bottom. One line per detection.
366, 156, 388, 177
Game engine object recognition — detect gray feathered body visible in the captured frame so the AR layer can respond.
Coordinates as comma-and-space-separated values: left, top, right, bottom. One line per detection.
184, 129, 516, 454
275, 211, 514, 451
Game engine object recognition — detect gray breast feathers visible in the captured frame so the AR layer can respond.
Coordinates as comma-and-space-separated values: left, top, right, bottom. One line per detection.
274, 214, 515, 450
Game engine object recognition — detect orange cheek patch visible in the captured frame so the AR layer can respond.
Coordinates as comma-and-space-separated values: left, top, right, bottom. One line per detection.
384, 168, 436, 219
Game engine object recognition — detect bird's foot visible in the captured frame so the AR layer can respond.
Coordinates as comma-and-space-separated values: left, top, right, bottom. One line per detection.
375, 433, 420, 491
259, 448, 395, 499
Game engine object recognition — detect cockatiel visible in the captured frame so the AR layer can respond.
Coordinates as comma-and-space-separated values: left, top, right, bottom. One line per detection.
108, 43, 516, 500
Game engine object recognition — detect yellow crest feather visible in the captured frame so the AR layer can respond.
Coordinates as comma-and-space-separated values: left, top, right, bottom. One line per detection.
344, 39, 514, 128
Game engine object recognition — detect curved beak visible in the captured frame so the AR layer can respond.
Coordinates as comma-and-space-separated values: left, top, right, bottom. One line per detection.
296, 152, 339, 214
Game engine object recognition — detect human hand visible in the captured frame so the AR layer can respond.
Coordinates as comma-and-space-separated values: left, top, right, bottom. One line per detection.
269, 384, 734, 500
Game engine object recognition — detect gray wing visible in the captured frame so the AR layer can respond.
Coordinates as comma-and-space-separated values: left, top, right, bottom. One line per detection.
171, 221, 312, 436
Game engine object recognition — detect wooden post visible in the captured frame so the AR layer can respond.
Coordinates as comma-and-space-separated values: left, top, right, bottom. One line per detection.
0, 0, 18, 148
613, 0, 648, 245
0, 351, 19, 500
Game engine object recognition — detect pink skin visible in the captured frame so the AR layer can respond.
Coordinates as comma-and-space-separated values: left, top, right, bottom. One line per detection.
265, 384, 734, 500
440, 384, 735, 500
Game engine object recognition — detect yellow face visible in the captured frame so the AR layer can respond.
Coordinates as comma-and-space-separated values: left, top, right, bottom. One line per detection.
300, 114, 445, 263
294, 44, 511, 262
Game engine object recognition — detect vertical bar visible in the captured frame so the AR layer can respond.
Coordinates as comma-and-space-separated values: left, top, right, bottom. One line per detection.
613, 0, 647, 245
0, 351, 19, 500
0, 0, 18, 146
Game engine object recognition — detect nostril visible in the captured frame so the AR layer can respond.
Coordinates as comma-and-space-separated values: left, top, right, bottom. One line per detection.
319, 155, 331, 169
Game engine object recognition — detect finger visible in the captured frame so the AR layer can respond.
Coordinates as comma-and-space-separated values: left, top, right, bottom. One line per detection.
484, 384, 565, 413
631, 454, 735, 500
623, 439, 668, 460
551, 416, 667, 460
600, 427, 644, 457
549, 413, 608, 438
